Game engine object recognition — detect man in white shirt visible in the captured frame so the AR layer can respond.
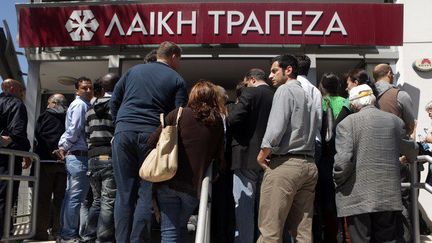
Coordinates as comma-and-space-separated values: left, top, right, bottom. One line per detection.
296, 55, 322, 144
295, 55, 323, 242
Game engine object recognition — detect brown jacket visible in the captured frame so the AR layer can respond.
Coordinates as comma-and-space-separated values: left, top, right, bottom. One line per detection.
378, 87, 402, 119
148, 107, 225, 198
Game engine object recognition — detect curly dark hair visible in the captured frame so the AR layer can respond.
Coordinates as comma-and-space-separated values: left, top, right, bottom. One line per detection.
187, 80, 222, 126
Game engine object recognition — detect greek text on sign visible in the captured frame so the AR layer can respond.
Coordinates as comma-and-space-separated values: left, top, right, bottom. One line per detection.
103, 11, 346, 38
18, 3, 403, 47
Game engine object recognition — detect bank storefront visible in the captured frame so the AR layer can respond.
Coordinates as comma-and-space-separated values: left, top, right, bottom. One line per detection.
15, 0, 432, 236
17, 1, 403, 119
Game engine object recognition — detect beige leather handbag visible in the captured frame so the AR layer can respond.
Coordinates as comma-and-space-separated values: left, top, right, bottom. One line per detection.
139, 107, 183, 182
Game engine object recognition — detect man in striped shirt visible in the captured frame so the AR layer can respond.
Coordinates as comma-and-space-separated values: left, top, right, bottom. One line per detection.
83, 73, 119, 242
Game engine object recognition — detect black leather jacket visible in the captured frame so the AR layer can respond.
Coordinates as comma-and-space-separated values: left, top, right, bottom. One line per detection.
0, 93, 30, 155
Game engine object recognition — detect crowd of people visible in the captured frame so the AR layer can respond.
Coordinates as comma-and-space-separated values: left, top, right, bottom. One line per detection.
0, 40, 430, 243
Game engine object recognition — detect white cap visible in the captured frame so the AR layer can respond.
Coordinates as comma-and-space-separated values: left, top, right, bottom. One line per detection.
349, 84, 373, 101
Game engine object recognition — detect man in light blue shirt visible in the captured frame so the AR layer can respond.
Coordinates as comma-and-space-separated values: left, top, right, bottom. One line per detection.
55, 77, 93, 242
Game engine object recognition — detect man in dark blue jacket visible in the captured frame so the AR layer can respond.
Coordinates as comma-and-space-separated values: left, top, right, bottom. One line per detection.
110, 41, 187, 243
0, 79, 30, 240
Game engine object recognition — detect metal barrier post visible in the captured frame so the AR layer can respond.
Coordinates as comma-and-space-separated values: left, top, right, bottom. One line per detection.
0, 149, 40, 242
425, 183, 432, 194
410, 159, 420, 243
195, 163, 212, 243
2, 153, 15, 241
400, 155, 432, 243
204, 166, 212, 243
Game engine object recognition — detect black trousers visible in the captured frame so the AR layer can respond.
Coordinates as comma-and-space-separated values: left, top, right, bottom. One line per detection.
34, 163, 67, 240
211, 169, 235, 243
347, 211, 405, 243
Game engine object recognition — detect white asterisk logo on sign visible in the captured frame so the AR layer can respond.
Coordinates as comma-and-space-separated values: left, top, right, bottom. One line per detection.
65, 10, 99, 41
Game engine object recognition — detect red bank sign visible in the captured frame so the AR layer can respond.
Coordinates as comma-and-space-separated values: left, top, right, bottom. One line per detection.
18, 3, 403, 47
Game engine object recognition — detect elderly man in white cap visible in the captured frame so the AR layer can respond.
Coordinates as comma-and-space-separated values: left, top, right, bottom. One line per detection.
333, 84, 415, 243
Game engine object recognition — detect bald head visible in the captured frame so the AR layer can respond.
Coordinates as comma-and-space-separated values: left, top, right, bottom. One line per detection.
100, 73, 120, 93
47, 93, 67, 108
1, 79, 25, 100
373, 64, 394, 84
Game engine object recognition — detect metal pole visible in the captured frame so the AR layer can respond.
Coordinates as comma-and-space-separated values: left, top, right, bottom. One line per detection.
410, 160, 420, 243
195, 163, 212, 243
204, 165, 212, 243
3, 153, 15, 243
401, 182, 411, 188
425, 183, 432, 194
30, 150, 40, 239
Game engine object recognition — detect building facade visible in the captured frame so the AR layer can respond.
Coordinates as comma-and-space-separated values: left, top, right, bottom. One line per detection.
16, 0, 432, 230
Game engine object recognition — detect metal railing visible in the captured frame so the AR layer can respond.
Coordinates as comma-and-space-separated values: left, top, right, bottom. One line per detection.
0, 148, 40, 242
401, 155, 432, 243
192, 156, 432, 243
195, 162, 213, 243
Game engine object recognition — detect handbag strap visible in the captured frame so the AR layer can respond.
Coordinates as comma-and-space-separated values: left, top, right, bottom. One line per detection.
175, 107, 183, 126
160, 107, 183, 128
160, 113, 165, 128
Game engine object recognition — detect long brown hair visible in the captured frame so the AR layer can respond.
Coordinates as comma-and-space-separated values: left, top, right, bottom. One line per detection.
215, 85, 228, 116
187, 80, 222, 125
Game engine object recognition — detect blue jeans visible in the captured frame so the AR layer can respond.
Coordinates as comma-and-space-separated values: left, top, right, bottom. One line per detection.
112, 131, 153, 243
83, 157, 116, 242
60, 155, 90, 240
232, 169, 263, 243
157, 185, 199, 243
80, 191, 92, 239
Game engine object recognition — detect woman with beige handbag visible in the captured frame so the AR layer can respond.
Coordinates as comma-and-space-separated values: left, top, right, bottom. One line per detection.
147, 80, 225, 243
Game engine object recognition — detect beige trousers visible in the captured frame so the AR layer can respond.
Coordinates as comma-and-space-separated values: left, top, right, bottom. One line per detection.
257, 156, 318, 243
